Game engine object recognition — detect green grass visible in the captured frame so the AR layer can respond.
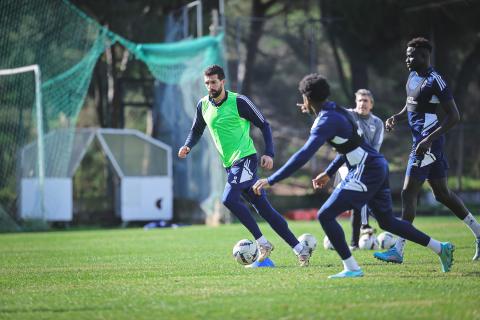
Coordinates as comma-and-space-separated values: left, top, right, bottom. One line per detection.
1, 217, 479, 320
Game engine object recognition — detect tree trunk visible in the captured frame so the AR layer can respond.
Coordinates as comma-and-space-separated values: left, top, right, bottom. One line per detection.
242, 0, 275, 96
451, 38, 480, 190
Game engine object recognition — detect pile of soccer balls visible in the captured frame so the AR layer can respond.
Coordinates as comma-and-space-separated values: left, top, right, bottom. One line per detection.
232, 233, 318, 265
323, 231, 396, 250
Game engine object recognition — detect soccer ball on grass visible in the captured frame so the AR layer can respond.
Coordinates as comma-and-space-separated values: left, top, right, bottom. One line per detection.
298, 233, 318, 253
323, 235, 335, 250
359, 233, 379, 250
377, 231, 397, 249
232, 239, 258, 265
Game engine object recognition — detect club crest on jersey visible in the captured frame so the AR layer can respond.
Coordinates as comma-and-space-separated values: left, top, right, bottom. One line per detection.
407, 96, 417, 105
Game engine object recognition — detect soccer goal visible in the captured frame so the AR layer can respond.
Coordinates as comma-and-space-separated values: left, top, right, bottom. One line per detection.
0, 65, 46, 221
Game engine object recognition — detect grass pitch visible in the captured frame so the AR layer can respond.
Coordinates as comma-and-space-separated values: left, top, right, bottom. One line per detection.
0, 216, 479, 320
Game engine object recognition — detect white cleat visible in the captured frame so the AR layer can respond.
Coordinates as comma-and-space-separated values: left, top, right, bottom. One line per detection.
473, 237, 480, 261
257, 241, 274, 262
297, 246, 312, 267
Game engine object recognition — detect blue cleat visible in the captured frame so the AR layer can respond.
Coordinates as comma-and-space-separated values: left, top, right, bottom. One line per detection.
373, 247, 403, 264
245, 257, 275, 268
328, 269, 364, 279
439, 242, 455, 272
473, 238, 480, 261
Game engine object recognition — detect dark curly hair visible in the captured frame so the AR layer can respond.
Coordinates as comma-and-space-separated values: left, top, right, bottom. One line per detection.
407, 37, 432, 53
298, 73, 330, 104
204, 64, 225, 80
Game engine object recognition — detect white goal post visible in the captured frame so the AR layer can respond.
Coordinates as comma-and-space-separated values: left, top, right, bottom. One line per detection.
0, 65, 45, 219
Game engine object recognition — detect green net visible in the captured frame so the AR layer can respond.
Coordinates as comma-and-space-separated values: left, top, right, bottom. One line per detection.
0, 0, 226, 223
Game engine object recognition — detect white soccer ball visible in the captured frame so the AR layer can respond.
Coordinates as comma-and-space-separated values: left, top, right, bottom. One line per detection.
359, 233, 379, 250
377, 231, 397, 249
298, 233, 318, 252
323, 235, 335, 250
232, 239, 258, 265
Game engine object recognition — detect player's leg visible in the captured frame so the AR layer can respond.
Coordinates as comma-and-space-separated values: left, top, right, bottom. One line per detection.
243, 187, 307, 263
222, 183, 263, 240
394, 160, 427, 257
222, 156, 272, 258
371, 168, 455, 271
318, 188, 364, 278
428, 175, 480, 260
359, 205, 375, 235
350, 208, 361, 249
234, 154, 306, 263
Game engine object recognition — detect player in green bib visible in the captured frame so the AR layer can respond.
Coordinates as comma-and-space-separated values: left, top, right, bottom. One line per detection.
178, 65, 311, 266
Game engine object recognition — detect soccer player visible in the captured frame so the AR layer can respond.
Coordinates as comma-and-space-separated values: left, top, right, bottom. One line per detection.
347, 89, 384, 249
374, 37, 480, 263
253, 73, 454, 278
178, 65, 310, 266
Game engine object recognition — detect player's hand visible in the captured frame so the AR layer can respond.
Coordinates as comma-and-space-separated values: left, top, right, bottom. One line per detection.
252, 178, 270, 196
260, 155, 273, 170
415, 138, 432, 156
312, 172, 330, 190
178, 146, 190, 158
296, 103, 309, 114
385, 116, 396, 132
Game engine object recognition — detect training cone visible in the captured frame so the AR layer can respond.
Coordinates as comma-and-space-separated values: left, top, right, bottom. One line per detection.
245, 257, 275, 268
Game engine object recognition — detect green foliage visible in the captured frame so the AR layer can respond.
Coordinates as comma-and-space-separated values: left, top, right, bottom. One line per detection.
0, 217, 478, 319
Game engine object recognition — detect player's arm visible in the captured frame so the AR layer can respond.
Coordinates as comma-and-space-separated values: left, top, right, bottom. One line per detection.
179, 101, 206, 158
252, 115, 336, 195
237, 95, 274, 169
311, 154, 346, 190
325, 154, 346, 177
385, 104, 408, 132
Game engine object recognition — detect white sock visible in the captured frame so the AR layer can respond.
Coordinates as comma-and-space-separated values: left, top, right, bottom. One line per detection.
256, 236, 268, 246
342, 256, 360, 271
394, 238, 406, 256
427, 238, 442, 255
463, 213, 480, 238
293, 243, 303, 255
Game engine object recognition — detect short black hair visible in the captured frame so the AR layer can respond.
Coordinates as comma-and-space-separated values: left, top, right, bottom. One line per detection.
204, 64, 225, 80
298, 73, 330, 104
407, 37, 432, 53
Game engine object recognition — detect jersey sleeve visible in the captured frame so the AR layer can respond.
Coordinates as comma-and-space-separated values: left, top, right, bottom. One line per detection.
237, 95, 274, 157
325, 154, 346, 177
184, 100, 206, 149
371, 116, 384, 152
432, 73, 453, 102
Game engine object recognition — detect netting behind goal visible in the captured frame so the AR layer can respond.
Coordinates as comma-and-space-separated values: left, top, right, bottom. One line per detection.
0, 0, 227, 223
0, 0, 109, 221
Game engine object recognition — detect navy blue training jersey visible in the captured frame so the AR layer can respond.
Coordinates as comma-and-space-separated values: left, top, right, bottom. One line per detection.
405, 67, 453, 163
267, 101, 383, 191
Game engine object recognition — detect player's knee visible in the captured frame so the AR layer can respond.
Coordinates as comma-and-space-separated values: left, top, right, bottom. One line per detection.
432, 189, 450, 204
401, 188, 416, 203
317, 208, 333, 224
222, 194, 236, 209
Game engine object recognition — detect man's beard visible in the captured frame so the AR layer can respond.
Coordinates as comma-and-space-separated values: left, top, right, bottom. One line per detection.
209, 88, 222, 99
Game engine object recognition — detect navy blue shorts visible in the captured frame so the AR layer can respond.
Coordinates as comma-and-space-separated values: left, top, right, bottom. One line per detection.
225, 154, 258, 189
406, 155, 449, 181
321, 157, 393, 216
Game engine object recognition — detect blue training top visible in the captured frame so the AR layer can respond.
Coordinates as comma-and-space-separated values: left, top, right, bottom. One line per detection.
405, 66, 453, 163
267, 101, 383, 187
